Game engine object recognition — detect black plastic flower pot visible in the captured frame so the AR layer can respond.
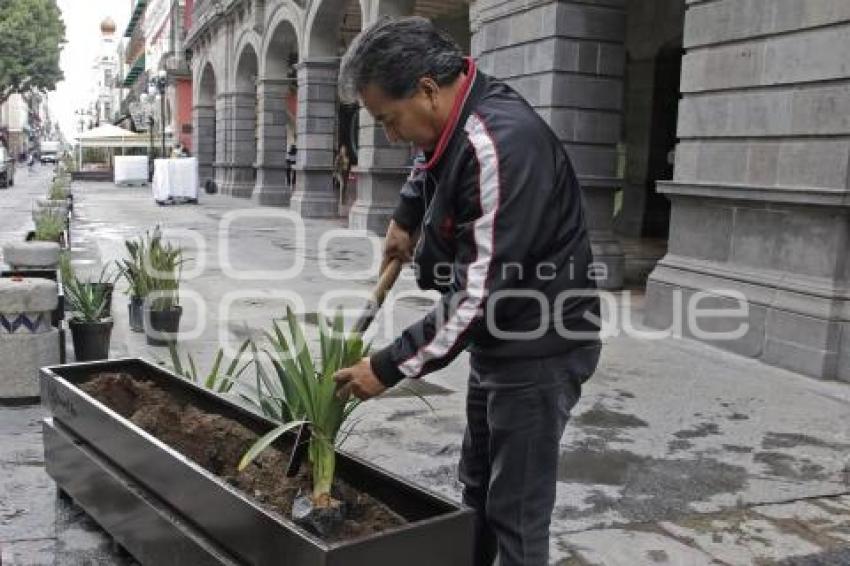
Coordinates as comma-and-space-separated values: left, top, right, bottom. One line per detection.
128, 297, 144, 333
39, 359, 474, 566
144, 305, 182, 346
68, 319, 113, 362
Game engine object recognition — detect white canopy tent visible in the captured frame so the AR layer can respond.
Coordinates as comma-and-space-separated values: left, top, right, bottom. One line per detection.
74, 124, 151, 171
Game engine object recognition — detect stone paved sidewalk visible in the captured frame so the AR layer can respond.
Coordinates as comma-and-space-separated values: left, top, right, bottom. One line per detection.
1, 173, 849, 565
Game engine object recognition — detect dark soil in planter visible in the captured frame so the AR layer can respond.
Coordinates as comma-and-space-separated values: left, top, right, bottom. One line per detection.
81, 372, 406, 542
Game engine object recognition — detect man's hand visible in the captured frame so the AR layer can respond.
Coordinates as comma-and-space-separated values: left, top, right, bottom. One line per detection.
334, 358, 387, 401
381, 219, 415, 274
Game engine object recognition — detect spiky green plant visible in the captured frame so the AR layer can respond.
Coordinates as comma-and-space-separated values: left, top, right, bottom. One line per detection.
117, 232, 154, 300
64, 279, 109, 322
60, 258, 113, 323
238, 308, 368, 506
148, 231, 183, 311
122, 226, 184, 310
167, 340, 253, 393
33, 209, 66, 242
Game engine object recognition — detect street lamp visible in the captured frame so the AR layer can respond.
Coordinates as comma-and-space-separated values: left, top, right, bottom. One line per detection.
140, 91, 156, 181
151, 70, 168, 159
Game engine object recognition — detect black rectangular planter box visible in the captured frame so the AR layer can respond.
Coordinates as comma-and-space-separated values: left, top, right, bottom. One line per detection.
44, 418, 241, 565
40, 359, 474, 566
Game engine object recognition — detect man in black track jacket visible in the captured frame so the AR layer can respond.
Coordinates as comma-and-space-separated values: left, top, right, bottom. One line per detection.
333, 17, 602, 566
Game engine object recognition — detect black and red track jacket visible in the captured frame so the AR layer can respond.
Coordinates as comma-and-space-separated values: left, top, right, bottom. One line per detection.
370, 59, 601, 388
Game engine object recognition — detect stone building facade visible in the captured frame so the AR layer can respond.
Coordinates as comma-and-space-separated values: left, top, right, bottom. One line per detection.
185, 0, 849, 383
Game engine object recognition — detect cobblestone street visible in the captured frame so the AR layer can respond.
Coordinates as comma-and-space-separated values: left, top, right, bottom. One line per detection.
1, 169, 849, 564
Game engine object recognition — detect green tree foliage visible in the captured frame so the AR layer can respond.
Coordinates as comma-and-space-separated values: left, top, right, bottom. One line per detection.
0, 0, 66, 105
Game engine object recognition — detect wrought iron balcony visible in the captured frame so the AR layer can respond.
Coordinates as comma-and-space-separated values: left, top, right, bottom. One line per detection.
185, 0, 231, 47
162, 51, 191, 79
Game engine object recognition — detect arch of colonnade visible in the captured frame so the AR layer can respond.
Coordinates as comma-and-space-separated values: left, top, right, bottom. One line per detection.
192, 0, 472, 231
190, 0, 627, 296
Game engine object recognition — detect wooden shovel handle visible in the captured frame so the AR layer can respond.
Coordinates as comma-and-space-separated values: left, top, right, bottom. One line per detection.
351, 258, 403, 335
373, 259, 403, 308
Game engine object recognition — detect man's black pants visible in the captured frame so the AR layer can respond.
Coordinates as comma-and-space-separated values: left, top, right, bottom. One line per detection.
459, 344, 601, 566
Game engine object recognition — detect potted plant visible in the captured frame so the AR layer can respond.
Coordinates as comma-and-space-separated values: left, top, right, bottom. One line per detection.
238, 308, 370, 537
35, 178, 71, 218
29, 209, 67, 247
142, 227, 184, 346
62, 263, 113, 362
62, 255, 116, 319
40, 356, 473, 565
117, 233, 153, 333
48, 174, 73, 209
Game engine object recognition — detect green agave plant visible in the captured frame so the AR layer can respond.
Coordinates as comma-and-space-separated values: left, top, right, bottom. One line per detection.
167, 340, 253, 394
146, 229, 184, 311
59, 257, 115, 323
238, 308, 367, 506
117, 232, 154, 300
118, 226, 184, 309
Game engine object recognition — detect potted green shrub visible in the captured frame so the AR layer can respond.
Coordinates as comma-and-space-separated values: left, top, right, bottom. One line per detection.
49, 175, 73, 209
141, 227, 184, 346
62, 262, 113, 362
29, 209, 67, 247
238, 308, 368, 537
117, 233, 153, 333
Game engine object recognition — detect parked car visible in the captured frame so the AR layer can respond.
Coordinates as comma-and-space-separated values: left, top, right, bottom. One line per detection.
40, 141, 61, 164
0, 146, 15, 188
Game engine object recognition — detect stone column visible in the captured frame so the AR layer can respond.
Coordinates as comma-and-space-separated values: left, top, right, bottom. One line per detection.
254, 78, 292, 206
289, 58, 340, 218
192, 103, 217, 184
645, 0, 850, 381
472, 0, 627, 289
348, 110, 412, 233
0, 278, 60, 400
226, 91, 258, 198
214, 92, 231, 192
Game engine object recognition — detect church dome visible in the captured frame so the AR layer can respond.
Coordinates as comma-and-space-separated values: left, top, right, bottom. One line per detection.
101, 17, 116, 35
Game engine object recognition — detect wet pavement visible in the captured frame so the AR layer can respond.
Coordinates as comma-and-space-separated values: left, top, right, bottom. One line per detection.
1, 169, 849, 564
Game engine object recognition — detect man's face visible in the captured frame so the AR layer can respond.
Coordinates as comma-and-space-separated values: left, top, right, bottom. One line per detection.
360, 81, 442, 151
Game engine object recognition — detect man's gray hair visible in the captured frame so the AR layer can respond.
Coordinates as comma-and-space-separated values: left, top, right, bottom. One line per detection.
338, 16, 465, 104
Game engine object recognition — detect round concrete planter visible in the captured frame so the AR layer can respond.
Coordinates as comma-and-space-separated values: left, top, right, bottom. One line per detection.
2, 241, 61, 270
69, 319, 113, 362
33, 200, 69, 220
144, 306, 182, 346
25, 230, 68, 249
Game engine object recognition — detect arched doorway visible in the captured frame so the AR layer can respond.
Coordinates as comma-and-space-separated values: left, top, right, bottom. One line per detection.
293, 0, 364, 219
195, 63, 217, 188
229, 43, 259, 198
255, 16, 300, 206
616, 0, 685, 287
